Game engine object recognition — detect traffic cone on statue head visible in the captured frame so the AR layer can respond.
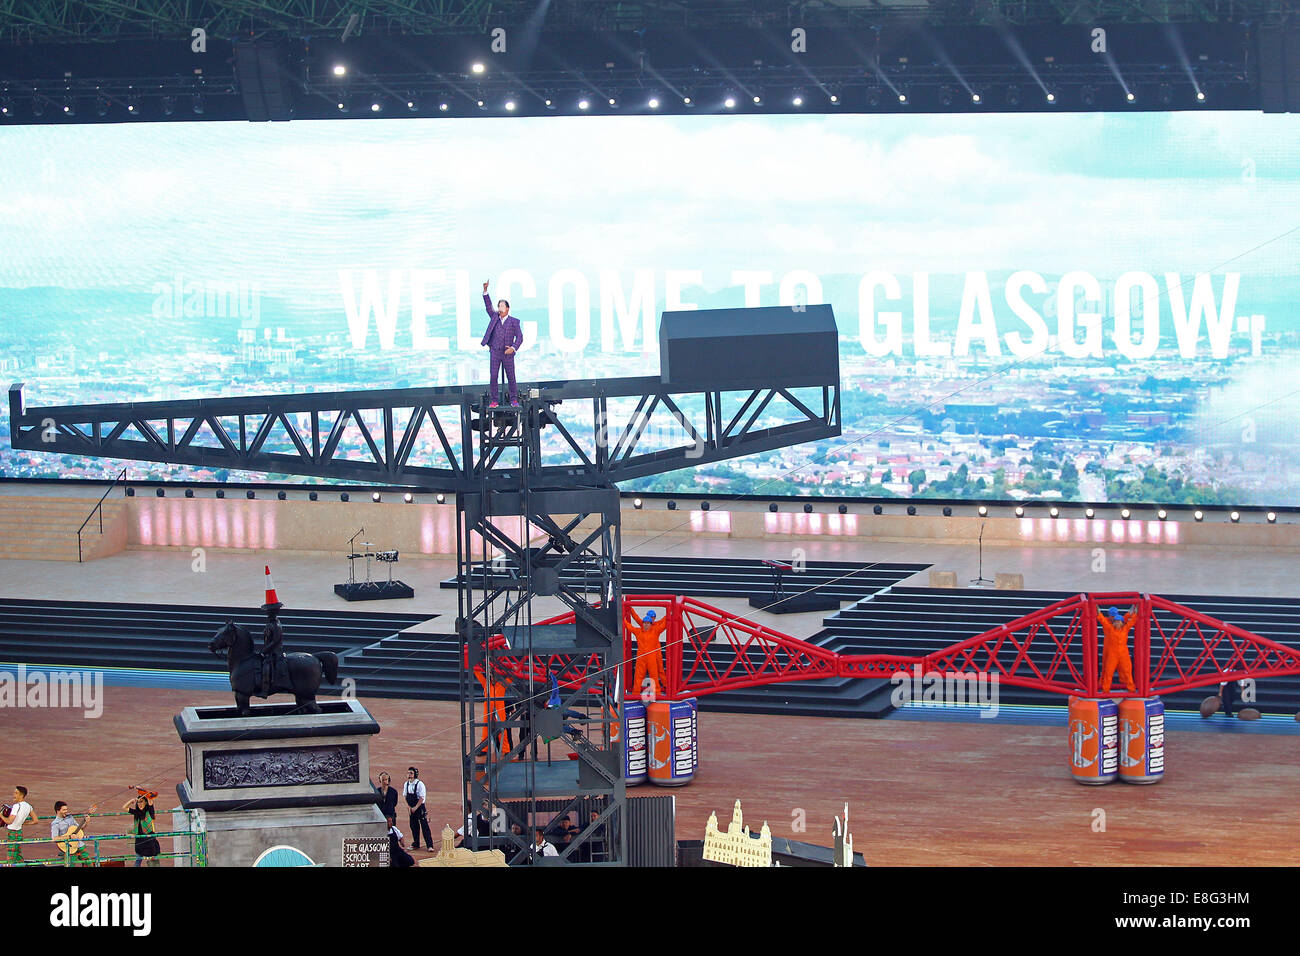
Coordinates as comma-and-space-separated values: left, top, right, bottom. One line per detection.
261, 564, 284, 611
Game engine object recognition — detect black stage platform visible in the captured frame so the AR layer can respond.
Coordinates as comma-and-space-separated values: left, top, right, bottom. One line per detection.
334, 580, 415, 602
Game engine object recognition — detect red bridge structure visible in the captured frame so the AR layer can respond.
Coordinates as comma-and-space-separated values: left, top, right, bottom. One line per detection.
493, 592, 1300, 704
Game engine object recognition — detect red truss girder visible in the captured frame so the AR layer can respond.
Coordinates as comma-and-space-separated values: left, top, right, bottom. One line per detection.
491, 591, 1300, 701
1144, 593, 1300, 696
671, 596, 839, 695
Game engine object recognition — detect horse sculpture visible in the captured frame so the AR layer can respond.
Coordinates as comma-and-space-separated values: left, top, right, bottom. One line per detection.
208, 619, 340, 716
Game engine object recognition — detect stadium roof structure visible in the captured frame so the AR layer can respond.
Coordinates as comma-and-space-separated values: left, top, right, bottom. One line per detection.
0, 0, 1294, 43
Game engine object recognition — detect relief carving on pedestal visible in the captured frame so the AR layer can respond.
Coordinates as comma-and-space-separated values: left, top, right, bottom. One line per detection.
203, 744, 360, 789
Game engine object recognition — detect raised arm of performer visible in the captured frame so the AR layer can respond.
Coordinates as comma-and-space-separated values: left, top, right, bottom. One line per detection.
482, 279, 499, 328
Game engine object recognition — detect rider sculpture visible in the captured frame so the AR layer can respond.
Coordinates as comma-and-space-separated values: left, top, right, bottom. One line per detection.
261, 566, 289, 697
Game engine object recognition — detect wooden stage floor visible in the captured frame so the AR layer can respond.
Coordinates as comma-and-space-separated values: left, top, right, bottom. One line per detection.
6, 686, 1298, 866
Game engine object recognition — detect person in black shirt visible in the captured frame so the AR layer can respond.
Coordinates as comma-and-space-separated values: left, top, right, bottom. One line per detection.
121, 789, 160, 867
372, 771, 398, 827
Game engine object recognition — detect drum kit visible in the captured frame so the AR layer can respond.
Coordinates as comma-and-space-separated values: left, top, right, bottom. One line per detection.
345, 528, 400, 592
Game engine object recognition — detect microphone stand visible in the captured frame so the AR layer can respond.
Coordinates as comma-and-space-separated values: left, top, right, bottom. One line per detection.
970, 521, 995, 588
347, 527, 364, 586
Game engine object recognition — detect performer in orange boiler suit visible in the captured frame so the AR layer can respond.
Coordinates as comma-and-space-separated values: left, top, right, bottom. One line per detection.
628, 610, 667, 699
1100, 605, 1137, 693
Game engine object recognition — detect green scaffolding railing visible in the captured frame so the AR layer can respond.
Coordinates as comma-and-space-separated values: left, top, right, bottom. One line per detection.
3, 809, 207, 867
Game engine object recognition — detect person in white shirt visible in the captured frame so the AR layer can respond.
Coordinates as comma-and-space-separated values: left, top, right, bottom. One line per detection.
388, 824, 415, 867
403, 767, 433, 850
532, 828, 558, 859
2, 786, 37, 864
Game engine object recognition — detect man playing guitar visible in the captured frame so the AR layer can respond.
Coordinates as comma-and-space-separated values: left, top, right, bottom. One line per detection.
51, 800, 99, 866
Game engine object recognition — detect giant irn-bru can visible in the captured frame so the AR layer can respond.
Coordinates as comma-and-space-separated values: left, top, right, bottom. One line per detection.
1118, 697, 1166, 784
624, 699, 648, 786
647, 698, 697, 786
1067, 696, 1119, 785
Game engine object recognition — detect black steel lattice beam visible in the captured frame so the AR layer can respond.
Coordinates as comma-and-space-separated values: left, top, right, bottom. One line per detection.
8, 373, 841, 491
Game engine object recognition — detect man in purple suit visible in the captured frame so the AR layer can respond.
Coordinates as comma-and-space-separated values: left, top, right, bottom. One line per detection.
481, 280, 524, 407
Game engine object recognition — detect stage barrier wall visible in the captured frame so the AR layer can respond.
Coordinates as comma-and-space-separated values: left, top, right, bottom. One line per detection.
0, 486, 1294, 561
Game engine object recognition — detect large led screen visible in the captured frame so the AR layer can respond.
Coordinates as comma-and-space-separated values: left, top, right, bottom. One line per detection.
2, 111, 1298, 504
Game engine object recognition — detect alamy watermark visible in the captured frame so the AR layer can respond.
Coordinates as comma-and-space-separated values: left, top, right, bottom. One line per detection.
0, 665, 104, 718
890, 664, 1000, 718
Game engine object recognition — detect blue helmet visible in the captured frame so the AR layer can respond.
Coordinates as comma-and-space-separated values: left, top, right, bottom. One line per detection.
1107, 606, 1123, 622
642, 610, 656, 624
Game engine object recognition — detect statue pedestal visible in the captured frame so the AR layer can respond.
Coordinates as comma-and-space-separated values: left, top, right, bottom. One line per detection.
171, 699, 387, 867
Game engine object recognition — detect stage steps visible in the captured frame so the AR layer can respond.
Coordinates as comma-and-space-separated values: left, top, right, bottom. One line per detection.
0, 496, 127, 562
337, 632, 462, 699
0, 599, 433, 678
